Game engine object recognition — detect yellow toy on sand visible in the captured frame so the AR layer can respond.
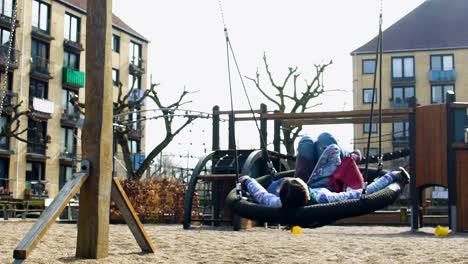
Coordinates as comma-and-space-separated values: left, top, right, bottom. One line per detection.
291, 226, 302, 235
434, 225, 449, 237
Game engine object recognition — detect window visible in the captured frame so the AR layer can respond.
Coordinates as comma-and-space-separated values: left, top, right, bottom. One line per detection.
0, 158, 8, 190
392, 57, 414, 79
29, 79, 48, 100
61, 89, 77, 116
112, 34, 120, 53
59, 165, 74, 190
27, 119, 46, 155
112, 68, 119, 86
431, 55, 453, 71
362, 88, 376, 104
31, 39, 49, 73
129, 41, 142, 66
31, 39, 48, 59
0, 0, 13, 18
128, 74, 141, 90
25, 161, 47, 195
64, 13, 80, 43
0, 28, 11, 47
393, 122, 410, 142
363, 123, 377, 134
432, 84, 454, 104
63, 50, 79, 70
0, 115, 9, 149
60, 126, 76, 154
128, 109, 141, 130
128, 139, 140, 154
32, 0, 50, 33
362, 59, 376, 74
392, 86, 415, 104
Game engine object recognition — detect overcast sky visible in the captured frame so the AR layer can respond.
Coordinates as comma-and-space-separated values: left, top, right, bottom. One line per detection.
111, 0, 426, 167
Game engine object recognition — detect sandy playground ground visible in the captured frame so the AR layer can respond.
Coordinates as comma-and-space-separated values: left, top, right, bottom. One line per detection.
1, 221, 467, 264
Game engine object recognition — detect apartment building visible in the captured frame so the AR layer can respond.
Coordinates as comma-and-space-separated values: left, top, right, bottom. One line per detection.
0, 0, 148, 199
351, 0, 468, 158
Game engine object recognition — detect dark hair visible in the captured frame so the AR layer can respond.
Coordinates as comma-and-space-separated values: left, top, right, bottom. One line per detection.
279, 178, 308, 210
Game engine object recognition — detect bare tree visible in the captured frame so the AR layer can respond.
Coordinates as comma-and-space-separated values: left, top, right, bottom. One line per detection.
0, 100, 50, 147
245, 53, 335, 158
73, 76, 200, 180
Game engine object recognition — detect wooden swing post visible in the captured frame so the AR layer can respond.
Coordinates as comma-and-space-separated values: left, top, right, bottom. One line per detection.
75, 0, 114, 258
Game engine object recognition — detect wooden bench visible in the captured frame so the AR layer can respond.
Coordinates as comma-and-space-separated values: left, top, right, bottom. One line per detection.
0, 199, 45, 220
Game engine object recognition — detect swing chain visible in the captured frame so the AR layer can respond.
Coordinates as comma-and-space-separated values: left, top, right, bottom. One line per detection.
217, 0, 227, 30
0, 1, 19, 115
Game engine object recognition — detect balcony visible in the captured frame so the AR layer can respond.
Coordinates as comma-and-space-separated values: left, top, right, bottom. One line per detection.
32, 27, 54, 43
429, 70, 456, 83
61, 109, 80, 127
30, 97, 54, 119
1, 90, 18, 114
30, 56, 54, 80
63, 36, 84, 53
24, 180, 49, 198
27, 144, 46, 156
129, 58, 145, 75
390, 97, 412, 109
0, 137, 10, 152
0, 45, 21, 70
62, 67, 85, 89
0, 177, 11, 198
391, 76, 415, 85
0, 13, 19, 29
59, 148, 77, 165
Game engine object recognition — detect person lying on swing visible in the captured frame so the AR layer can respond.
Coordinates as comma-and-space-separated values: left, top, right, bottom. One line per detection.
239, 133, 410, 209
267, 132, 364, 194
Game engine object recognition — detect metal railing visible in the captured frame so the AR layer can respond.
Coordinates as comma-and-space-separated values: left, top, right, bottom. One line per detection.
63, 31, 82, 49
1, 90, 17, 108
0, 45, 20, 69
429, 69, 456, 82
390, 97, 411, 108
27, 144, 46, 155
61, 109, 80, 122
30, 56, 53, 76
0, 137, 9, 150
59, 148, 77, 160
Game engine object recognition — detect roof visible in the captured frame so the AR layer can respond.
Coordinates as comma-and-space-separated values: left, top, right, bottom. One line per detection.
57, 0, 149, 43
352, 0, 468, 55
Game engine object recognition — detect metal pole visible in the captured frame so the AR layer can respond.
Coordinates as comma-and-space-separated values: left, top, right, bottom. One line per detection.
260, 103, 267, 149
408, 96, 418, 231
446, 91, 457, 232
273, 111, 281, 153
212, 105, 220, 151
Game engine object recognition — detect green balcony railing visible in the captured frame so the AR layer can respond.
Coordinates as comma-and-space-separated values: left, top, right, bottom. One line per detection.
62, 67, 85, 88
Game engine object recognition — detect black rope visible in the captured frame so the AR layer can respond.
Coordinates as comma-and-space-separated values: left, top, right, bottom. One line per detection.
378, 12, 384, 170
218, 0, 243, 197
224, 28, 242, 197
363, 11, 383, 195
225, 37, 277, 177
218, 0, 276, 180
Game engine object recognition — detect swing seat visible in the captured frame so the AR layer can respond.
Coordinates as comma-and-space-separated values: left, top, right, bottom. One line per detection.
226, 168, 405, 228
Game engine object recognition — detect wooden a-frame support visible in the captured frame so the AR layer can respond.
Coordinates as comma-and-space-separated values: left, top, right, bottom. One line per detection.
13, 170, 155, 260
13, 0, 154, 261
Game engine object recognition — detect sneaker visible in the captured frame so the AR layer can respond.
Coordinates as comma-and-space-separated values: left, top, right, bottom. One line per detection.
393, 167, 410, 185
